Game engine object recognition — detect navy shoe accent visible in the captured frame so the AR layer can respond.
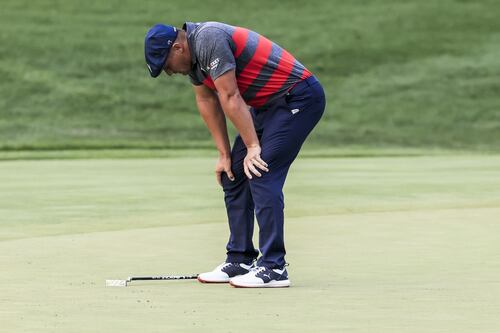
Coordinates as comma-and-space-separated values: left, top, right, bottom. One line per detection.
255, 266, 288, 283
221, 262, 253, 278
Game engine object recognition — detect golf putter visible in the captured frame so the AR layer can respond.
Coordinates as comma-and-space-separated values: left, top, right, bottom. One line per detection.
106, 274, 199, 287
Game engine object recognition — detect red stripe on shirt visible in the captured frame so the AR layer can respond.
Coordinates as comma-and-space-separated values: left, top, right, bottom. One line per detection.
250, 62, 312, 107
232, 27, 249, 58
301, 67, 312, 80
203, 76, 216, 90
249, 49, 297, 107
237, 35, 273, 94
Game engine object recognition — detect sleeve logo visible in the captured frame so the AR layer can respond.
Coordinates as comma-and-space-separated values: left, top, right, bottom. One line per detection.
209, 58, 220, 70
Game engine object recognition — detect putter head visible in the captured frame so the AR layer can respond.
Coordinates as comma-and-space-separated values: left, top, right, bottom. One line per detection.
105, 279, 128, 287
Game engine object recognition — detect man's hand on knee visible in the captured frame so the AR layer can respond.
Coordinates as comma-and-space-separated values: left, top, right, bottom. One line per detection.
244, 145, 269, 179
215, 155, 235, 186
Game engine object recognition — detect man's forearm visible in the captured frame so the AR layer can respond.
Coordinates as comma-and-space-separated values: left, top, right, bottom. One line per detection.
196, 97, 232, 157
218, 93, 259, 148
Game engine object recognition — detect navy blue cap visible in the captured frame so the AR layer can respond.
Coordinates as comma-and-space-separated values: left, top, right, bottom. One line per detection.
144, 24, 179, 78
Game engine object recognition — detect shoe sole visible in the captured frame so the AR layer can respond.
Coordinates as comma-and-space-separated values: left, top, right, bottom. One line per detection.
229, 280, 291, 288
197, 276, 229, 284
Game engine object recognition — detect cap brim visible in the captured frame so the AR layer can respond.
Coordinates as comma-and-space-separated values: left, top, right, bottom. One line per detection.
149, 48, 172, 78
147, 62, 164, 78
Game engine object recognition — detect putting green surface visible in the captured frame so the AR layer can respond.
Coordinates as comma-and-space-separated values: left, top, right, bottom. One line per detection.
1, 155, 499, 332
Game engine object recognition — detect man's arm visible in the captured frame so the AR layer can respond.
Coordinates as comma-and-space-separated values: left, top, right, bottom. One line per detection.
213, 70, 259, 149
193, 84, 231, 157
193, 84, 235, 185
213, 70, 269, 179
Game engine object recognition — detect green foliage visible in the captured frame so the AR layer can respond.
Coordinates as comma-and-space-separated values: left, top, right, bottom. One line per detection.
0, 0, 499, 151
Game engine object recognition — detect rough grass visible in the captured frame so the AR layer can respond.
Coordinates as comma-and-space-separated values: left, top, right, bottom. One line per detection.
0, 0, 499, 152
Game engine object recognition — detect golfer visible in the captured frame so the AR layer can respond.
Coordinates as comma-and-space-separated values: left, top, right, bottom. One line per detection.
144, 21, 326, 288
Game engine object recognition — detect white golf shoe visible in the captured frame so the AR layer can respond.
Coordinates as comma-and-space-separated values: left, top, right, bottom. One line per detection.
197, 262, 255, 283
229, 266, 291, 288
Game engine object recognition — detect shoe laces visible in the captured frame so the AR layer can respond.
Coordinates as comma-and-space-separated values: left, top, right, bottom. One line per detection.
220, 261, 252, 270
252, 263, 289, 272
218, 262, 233, 270
252, 266, 268, 274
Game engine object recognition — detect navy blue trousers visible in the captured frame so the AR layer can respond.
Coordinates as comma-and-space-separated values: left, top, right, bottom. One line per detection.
221, 76, 326, 269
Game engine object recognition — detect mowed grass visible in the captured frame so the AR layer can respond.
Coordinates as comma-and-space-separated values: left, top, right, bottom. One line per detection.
1, 155, 500, 332
1, 0, 500, 151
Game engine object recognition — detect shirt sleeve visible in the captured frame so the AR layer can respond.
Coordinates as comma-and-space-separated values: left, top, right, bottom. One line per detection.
195, 28, 236, 81
189, 73, 203, 86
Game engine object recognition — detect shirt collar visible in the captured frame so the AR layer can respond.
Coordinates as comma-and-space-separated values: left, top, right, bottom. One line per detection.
183, 22, 199, 67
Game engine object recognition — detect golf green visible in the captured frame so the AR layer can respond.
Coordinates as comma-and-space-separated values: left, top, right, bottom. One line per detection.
1, 155, 499, 332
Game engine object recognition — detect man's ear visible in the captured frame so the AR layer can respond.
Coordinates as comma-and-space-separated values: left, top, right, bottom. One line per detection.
172, 42, 183, 53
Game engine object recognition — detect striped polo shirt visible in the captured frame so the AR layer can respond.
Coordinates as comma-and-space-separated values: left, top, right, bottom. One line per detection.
184, 22, 312, 108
